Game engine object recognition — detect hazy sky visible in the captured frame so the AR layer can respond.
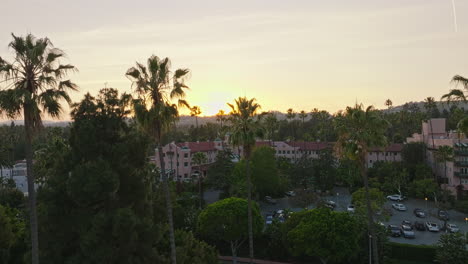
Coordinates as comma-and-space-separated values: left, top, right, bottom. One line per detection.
1, 0, 467, 117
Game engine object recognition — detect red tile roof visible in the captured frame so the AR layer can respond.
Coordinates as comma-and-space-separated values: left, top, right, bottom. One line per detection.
287, 141, 331, 151
176, 142, 216, 152
255, 141, 273, 147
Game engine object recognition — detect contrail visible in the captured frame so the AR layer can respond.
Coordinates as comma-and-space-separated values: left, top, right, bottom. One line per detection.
451, 0, 458, 33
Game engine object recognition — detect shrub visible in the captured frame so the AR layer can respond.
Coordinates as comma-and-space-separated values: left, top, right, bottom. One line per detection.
386, 242, 436, 262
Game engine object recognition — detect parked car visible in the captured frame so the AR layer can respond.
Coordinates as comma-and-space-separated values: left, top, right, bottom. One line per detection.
425, 222, 440, 232
414, 221, 425, 231
438, 210, 450, 221
265, 196, 277, 204
275, 209, 284, 217
325, 200, 336, 207
388, 225, 402, 237
413, 208, 426, 218
265, 215, 273, 225
401, 220, 413, 229
447, 223, 459, 233
347, 205, 355, 213
392, 203, 407, 211
386, 194, 405, 201
285, 191, 296, 197
400, 225, 415, 239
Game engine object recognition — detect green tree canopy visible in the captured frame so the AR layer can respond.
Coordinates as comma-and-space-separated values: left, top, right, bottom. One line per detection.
436, 233, 468, 264
285, 208, 362, 264
197, 197, 263, 262
38, 88, 160, 263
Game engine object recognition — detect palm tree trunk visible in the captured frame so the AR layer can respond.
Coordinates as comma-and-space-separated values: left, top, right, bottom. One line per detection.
359, 157, 379, 264
158, 145, 177, 264
24, 108, 39, 264
198, 166, 203, 209
245, 151, 254, 263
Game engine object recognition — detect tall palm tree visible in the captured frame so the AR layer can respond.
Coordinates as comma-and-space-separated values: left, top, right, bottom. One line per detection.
190, 105, 202, 139
192, 151, 207, 209
441, 75, 468, 104
286, 108, 296, 140
435, 146, 454, 182
263, 112, 278, 146
384, 99, 393, 109
216, 109, 227, 149
298, 110, 308, 152
334, 104, 388, 264
0, 33, 77, 264
126, 55, 190, 264
228, 97, 262, 262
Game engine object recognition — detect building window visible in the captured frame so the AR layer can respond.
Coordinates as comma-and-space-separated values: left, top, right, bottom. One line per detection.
462, 179, 468, 184
177, 154, 179, 157
394, 152, 397, 156
370, 160, 373, 163
287, 151, 290, 154
184, 153, 188, 158
162, 153, 166, 157
184, 173, 188, 178
385, 152, 388, 156
177, 162, 179, 166
292, 150, 295, 154
184, 162, 188, 167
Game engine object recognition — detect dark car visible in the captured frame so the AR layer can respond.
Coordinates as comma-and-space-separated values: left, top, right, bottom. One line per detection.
414, 221, 425, 231
388, 225, 401, 237
401, 220, 413, 229
265, 196, 277, 205
438, 210, 450, 221
413, 208, 426, 218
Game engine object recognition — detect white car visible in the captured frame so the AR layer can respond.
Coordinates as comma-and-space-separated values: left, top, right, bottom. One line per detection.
347, 205, 355, 213
285, 191, 296, 197
425, 222, 440, 232
387, 194, 404, 201
447, 223, 459, 233
392, 203, 407, 211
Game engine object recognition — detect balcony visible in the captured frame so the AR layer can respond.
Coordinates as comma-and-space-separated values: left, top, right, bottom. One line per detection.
454, 172, 468, 178
455, 161, 468, 167
455, 149, 468, 156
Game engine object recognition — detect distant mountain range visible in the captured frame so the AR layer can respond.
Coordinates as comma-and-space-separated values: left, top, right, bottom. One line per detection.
1, 100, 465, 127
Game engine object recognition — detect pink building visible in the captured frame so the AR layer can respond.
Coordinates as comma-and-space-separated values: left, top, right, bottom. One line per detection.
406, 118, 468, 197
366, 143, 403, 168
155, 138, 402, 182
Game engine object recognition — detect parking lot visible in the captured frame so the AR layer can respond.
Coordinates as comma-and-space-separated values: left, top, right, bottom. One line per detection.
257, 187, 468, 246
382, 198, 468, 245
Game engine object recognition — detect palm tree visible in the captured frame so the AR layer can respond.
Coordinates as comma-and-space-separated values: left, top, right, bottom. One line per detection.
190, 105, 202, 139
216, 109, 227, 149
192, 152, 207, 209
228, 97, 262, 262
0, 33, 77, 264
334, 104, 388, 264
384, 99, 393, 109
286, 108, 296, 140
126, 55, 190, 264
441, 75, 468, 104
435, 146, 454, 182
298, 110, 308, 152
263, 112, 278, 146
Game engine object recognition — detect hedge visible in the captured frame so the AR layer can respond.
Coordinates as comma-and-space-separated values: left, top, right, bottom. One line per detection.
386, 242, 436, 263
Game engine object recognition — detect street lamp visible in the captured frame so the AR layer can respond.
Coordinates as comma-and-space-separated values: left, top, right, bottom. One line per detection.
425, 197, 428, 211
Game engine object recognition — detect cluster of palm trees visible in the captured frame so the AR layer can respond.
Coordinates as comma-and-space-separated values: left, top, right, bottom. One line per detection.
2, 32, 467, 264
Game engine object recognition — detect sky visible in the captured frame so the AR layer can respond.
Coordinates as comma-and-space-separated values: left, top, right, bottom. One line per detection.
1, 0, 468, 118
